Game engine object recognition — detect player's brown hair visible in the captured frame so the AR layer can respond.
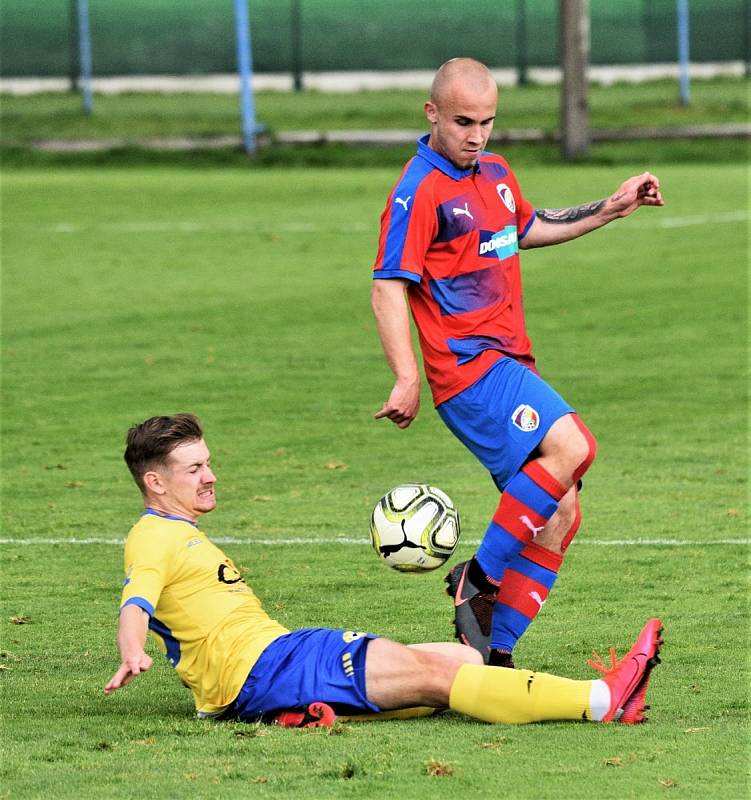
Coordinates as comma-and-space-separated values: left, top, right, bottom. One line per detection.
124, 413, 203, 494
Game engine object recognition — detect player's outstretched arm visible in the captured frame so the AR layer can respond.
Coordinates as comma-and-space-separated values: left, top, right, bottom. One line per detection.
104, 604, 153, 695
371, 278, 421, 429
521, 172, 664, 249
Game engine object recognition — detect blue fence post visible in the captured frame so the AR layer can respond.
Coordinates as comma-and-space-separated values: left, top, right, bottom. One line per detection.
677, 0, 690, 106
234, 0, 257, 155
77, 0, 93, 114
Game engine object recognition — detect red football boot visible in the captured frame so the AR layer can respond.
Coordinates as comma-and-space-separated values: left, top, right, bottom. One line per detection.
272, 701, 336, 728
588, 618, 664, 723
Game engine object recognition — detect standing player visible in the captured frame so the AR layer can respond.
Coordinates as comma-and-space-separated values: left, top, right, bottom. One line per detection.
372, 58, 664, 666
104, 413, 663, 727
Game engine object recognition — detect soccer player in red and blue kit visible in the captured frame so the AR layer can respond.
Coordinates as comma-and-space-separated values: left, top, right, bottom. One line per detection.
372, 58, 664, 668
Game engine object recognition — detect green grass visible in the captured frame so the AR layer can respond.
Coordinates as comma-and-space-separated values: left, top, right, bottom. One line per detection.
2, 78, 748, 143
1, 161, 748, 798
2, 78, 749, 169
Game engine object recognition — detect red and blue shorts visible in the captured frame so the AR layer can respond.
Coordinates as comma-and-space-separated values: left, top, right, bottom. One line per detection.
437, 356, 573, 490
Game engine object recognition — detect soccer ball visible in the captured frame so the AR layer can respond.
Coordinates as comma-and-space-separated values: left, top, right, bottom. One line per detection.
369, 484, 460, 572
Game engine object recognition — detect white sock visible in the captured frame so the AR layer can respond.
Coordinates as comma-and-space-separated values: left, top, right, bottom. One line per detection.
589, 679, 611, 721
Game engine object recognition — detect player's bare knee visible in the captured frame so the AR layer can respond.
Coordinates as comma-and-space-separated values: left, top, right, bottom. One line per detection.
570, 416, 597, 482
414, 650, 460, 705
409, 641, 483, 664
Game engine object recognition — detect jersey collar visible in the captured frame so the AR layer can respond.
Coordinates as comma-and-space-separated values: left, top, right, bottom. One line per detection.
143, 507, 198, 527
416, 134, 480, 181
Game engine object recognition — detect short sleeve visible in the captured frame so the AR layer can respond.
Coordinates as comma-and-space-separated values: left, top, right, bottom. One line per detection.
120, 526, 176, 617
373, 159, 437, 283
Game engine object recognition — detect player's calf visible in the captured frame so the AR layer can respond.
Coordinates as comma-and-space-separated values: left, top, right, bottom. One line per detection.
448, 618, 664, 725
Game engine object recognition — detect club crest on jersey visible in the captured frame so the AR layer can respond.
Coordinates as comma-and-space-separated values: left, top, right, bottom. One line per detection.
479, 226, 518, 260
217, 559, 243, 584
496, 183, 516, 213
511, 404, 540, 432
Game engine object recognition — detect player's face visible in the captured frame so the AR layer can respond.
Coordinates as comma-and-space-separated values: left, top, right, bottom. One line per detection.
425, 83, 497, 170
155, 438, 217, 521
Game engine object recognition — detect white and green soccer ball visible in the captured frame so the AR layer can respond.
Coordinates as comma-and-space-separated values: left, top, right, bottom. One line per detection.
370, 484, 461, 572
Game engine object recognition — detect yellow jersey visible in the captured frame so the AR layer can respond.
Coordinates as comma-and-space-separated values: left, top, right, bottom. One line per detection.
120, 510, 288, 715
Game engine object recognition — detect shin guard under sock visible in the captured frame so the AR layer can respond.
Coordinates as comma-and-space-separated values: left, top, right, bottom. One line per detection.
449, 663, 594, 724
490, 541, 563, 652
476, 461, 567, 583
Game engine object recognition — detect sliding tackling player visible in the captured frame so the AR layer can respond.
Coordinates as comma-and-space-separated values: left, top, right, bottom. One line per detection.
105, 413, 663, 727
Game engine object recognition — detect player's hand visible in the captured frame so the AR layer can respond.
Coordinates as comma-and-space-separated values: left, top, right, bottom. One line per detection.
374, 378, 420, 429
608, 172, 664, 218
104, 652, 153, 695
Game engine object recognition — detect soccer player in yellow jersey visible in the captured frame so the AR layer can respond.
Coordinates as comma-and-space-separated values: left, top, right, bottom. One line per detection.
105, 414, 663, 727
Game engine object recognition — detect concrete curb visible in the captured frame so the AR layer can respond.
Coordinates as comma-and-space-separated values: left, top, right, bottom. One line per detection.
26, 122, 751, 152
1, 63, 747, 95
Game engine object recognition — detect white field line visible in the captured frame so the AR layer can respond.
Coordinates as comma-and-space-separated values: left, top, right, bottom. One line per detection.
17, 221, 373, 235
0, 536, 747, 546
5, 210, 748, 237
652, 210, 749, 228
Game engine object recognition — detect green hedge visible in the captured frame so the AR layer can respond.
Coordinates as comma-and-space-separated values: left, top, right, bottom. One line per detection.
1, 0, 747, 77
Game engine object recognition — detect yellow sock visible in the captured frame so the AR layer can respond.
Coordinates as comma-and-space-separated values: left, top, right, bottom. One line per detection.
449, 664, 594, 724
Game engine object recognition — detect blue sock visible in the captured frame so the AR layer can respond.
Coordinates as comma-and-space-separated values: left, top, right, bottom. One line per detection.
476, 461, 566, 582
490, 542, 563, 651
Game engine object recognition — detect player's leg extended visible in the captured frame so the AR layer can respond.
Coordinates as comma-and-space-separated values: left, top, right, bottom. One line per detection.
488, 414, 596, 661
440, 361, 589, 661
489, 485, 579, 662
446, 446, 572, 660
339, 642, 482, 722
364, 619, 663, 724
454, 457, 569, 651
451, 414, 594, 662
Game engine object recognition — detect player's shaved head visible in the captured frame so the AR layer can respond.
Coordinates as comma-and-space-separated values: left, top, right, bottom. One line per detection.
424, 58, 498, 170
430, 58, 497, 106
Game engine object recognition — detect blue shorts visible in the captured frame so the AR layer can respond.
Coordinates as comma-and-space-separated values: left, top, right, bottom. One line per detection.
227, 628, 381, 721
437, 357, 573, 491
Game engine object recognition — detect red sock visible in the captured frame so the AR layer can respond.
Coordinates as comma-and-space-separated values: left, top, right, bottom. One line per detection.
491, 541, 563, 652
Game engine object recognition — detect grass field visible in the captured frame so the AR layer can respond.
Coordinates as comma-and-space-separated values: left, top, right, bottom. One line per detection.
2, 79, 748, 174
1, 156, 748, 798
3, 78, 749, 143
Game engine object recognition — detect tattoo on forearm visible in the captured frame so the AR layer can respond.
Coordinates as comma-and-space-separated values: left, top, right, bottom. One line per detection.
535, 199, 605, 224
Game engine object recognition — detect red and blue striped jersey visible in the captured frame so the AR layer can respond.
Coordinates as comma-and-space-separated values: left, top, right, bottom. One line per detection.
373, 135, 537, 406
